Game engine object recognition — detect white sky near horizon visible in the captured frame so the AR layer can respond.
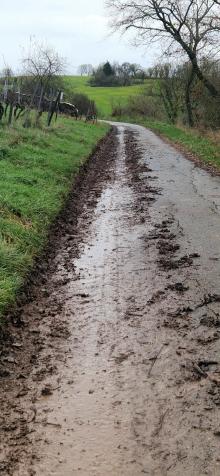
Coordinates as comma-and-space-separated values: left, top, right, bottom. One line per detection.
0, 0, 158, 74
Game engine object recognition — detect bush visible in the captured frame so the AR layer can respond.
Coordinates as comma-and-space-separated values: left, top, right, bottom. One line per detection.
67, 93, 96, 116
112, 93, 165, 121
89, 70, 121, 87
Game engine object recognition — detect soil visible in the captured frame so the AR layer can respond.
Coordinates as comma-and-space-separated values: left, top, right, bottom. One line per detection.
1, 122, 220, 475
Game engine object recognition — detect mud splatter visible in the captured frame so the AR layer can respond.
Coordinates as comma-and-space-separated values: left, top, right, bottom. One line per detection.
1, 123, 220, 475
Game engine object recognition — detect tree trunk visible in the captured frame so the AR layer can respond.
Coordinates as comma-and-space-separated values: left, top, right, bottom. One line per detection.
23, 107, 31, 128
169, 30, 219, 98
0, 103, 4, 121
161, 81, 178, 124
185, 66, 195, 127
190, 56, 218, 98
8, 103, 14, 125
35, 85, 44, 127
47, 90, 62, 127
175, 37, 219, 98
23, 83, 39, 128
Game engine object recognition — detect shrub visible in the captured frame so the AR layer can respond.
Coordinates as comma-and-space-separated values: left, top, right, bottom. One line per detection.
67, 93, 96, 116
112, 93, 165, 121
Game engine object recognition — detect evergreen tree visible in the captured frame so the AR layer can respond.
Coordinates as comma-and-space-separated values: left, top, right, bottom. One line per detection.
103, 61, 114, 77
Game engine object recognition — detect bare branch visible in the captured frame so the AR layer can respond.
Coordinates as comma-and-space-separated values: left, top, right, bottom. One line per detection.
105, 0, 220, 96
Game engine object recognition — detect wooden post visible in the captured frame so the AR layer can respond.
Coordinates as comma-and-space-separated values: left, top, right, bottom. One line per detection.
47, 90, 62, 127
8, 103, 14, 125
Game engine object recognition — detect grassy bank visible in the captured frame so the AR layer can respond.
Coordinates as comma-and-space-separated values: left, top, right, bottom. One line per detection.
63, 76, 156, 117
63, 77, 220, 168
0, 117, 109, 322
116, 116, 220, 169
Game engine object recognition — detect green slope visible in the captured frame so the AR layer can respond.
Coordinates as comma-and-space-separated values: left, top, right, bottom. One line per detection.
63, 76, 155, 117
0, 116, 109, 323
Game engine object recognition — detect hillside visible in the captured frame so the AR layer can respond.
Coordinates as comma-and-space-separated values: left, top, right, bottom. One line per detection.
63, 76, 156, 117
0, 116, 109, 322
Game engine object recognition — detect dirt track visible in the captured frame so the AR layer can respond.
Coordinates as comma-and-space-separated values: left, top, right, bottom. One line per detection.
1, 123, 220, 476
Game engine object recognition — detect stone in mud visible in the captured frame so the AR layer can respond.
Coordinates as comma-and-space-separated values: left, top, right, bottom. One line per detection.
41, 386, 53, 396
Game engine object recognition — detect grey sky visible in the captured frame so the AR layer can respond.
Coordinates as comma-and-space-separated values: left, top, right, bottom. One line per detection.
0, 0, 156, 73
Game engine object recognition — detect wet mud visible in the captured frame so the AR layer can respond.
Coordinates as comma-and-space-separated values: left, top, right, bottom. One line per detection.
1, 123, 220, 475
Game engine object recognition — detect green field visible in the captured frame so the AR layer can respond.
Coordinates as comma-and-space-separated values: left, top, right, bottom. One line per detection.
63, 76, 155, 117
62, 76, 220, 169
0, 115, 109, 323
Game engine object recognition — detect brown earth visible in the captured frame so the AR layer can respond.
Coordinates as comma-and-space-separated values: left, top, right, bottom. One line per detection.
0, 123, 220, 476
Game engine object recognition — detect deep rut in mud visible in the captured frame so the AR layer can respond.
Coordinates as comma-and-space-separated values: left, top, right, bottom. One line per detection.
1, 124, 220, 476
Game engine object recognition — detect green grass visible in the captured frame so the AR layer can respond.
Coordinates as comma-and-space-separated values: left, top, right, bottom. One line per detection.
65, 76, 220, 168
0, 116, 109, 322
115, 115, 220, 169
143, 119, 220, 168
63, 76, 156, 117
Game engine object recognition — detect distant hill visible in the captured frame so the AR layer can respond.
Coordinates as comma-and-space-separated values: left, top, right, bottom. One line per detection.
63, 76, 156, 118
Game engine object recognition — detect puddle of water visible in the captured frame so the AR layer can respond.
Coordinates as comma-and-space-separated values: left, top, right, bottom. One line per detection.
32, 126, 157, 476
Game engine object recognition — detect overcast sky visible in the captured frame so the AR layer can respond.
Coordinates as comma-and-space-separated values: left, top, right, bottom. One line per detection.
0, 0, 157, 74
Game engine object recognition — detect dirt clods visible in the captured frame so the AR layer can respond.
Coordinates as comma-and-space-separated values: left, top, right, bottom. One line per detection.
1, 123, 220, 475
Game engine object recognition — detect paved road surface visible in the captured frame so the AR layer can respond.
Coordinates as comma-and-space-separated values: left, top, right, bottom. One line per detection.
1, 123, 220, 476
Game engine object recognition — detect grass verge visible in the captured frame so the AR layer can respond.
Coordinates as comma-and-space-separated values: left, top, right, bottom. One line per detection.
0, 116, 109, 323
116, 116, 220, 170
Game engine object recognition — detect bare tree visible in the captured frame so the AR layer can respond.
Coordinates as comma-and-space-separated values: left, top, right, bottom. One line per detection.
117, 62, 133, 84
1, 66, 13, 79
0, 66, 15, 124
78, 64, 93, 76
157, 61, 196, 126
22, 40, 65, 126
155, 63, 181, 123
115, 62, 145, 83
129, 62, 145, 77
106, 0, 220, 97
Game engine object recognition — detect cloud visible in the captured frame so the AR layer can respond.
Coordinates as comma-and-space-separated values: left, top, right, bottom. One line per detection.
0, 0, 157, 72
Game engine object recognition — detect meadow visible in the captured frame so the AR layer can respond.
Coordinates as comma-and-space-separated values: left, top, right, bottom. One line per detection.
0, 115, 109, 322
63, 76, 155, 117
64, 76, 220, 170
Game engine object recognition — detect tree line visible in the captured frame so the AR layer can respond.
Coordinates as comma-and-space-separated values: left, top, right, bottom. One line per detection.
106, 0, 220, 128
89, 61, 146, 87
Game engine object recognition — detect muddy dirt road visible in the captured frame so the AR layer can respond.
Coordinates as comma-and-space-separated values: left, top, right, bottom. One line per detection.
1, 123, 220, 476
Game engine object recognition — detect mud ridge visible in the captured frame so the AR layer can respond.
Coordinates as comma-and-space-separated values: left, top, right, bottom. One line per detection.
1, 123, 220, 476
0, 127, 119, 475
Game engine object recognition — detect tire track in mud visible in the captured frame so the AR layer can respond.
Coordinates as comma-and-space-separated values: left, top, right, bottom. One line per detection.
0, 124, 220, 475
0, 130, 117, 476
